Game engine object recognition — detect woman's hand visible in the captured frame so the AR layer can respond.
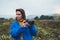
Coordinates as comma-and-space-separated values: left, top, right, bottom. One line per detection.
22, 20, 30, 27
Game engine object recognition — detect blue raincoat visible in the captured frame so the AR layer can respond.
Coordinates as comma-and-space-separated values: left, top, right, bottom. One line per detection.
10, 20, 38, 40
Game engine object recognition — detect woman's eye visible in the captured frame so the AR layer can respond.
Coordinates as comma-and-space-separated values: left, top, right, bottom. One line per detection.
16, 14, 21, 15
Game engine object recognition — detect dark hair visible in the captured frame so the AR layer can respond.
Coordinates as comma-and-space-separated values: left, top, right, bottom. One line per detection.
16, 8, 26, 20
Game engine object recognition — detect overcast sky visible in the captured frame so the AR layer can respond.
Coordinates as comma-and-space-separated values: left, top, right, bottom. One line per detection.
0, 0, 60, 18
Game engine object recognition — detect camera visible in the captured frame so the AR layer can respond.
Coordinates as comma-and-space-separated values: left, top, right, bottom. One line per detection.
26, 19, 34, 26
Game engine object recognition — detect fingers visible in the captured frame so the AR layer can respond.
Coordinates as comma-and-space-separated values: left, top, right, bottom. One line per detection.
23, 20, 26, 23
22, 20, 26, 27
22, 20, 30, 27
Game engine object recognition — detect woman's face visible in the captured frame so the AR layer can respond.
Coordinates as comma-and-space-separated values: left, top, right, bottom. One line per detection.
16, 11, 22, 20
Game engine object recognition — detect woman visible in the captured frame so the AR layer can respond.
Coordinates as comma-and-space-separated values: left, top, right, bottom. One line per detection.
10, 8, 38, 40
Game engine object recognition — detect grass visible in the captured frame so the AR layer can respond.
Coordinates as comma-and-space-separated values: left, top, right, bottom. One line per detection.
0, 20, 60, 40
